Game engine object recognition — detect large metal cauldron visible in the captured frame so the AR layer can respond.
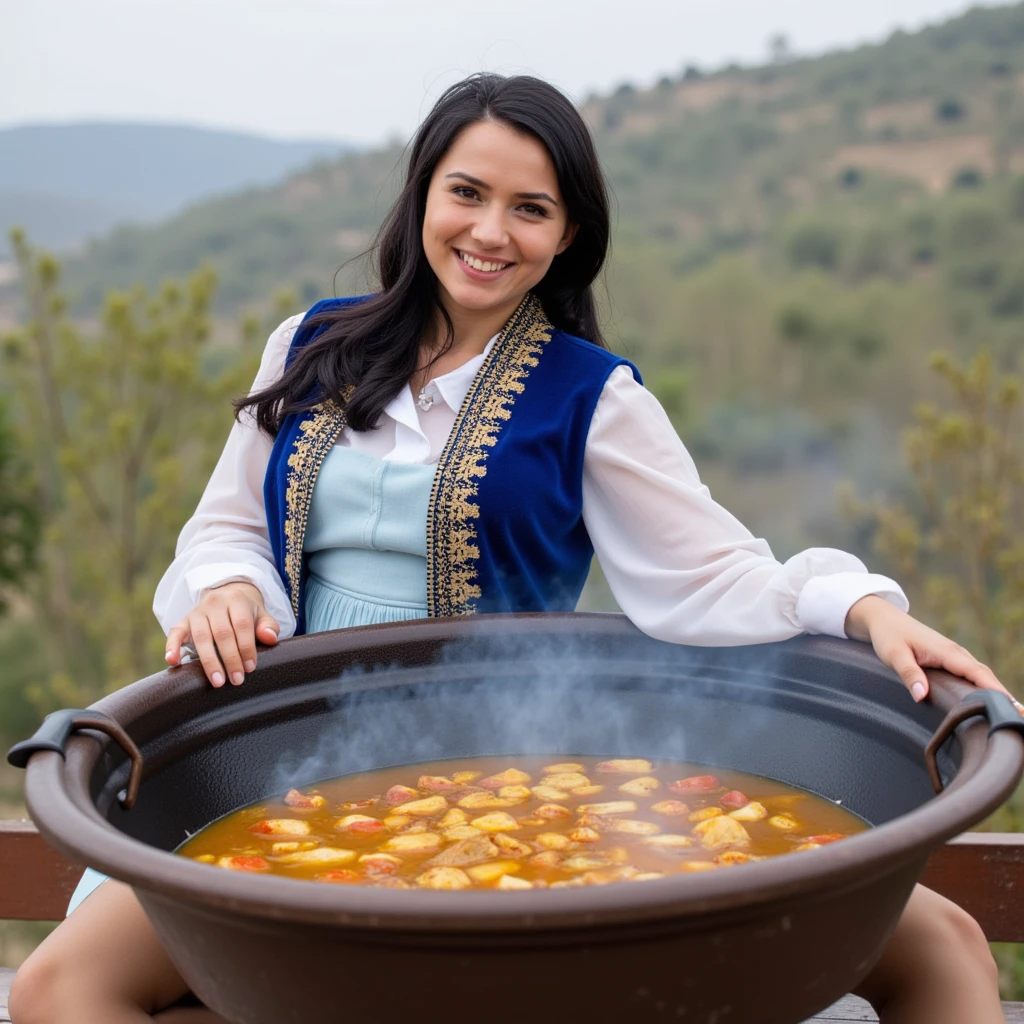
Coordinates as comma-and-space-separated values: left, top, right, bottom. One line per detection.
11, 614, 1024, 1024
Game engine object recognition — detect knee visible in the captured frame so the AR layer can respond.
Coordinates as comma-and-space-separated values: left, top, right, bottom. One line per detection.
8, 947, 70, 1024
936, 900, 1000, 985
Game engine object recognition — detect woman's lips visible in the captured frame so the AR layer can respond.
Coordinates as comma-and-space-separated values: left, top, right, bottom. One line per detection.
454, 248, 515, 279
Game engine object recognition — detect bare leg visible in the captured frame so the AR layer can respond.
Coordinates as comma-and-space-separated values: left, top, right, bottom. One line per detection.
8, 880, 230, 1024
854, 884, 1003, 1024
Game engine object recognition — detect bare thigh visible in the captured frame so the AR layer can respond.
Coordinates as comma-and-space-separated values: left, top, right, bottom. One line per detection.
13, 880, 193, 1021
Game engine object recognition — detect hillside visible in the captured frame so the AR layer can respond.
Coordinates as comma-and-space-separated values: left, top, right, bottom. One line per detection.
0, 123, 355, 257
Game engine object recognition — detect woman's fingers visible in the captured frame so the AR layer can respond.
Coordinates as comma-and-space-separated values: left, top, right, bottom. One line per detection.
884, 642, 930, 702
228, 600, 259, 675
921, 644, 1011, 698
255, 613, 280, 647
164, 622, 191, 666
188, 610, 229, 688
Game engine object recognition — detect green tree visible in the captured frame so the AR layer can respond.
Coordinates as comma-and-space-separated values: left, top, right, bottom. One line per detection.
1, 230, 267, 711
0, 397, 40, 612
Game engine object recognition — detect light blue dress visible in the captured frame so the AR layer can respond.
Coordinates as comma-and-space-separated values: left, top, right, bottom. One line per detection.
67, 445, 436, 914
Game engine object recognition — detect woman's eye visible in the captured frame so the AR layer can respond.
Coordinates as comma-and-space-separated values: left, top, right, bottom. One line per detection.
519, 204, 547, 217
452, 186, 478, 200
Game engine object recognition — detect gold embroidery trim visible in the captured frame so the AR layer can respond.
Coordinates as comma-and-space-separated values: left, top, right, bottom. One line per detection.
282, 398, 348, 616
426, 293, 554, 617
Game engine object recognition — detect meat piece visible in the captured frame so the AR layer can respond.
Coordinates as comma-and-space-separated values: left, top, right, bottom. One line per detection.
493, 834, 533, 857
359, 853, 402, 875
497, 785, 532, 803
425, 835, 499, 868
769, 814, 799, 831
719, 790, 749, 810
596, 759, 653, 774
601, 819, 661, 836
217, 855, 271, 872
669, 775, 720, 794
334, 815, 384, 835
729, 801, 767, 822
458, 791, 517, 810
651, 799, 689, 817
316, 869, 361, 884
479, 769, 532, 790
540, 772, 590, 790
415, 866, 472, 890
284, 789, 326, 809
442, 825, 482, 841
693, 816, 750, 851
452, 771, 482, 784
572, 785, 605, 796
248, 818, 312, 836
688, 807, 723, 823
270, 841, 318, 855
383, 785, 421, 806
275, 847, 357, 867
497, 874, 534, 890
470, 812, 520, 833
394, 795, 448, 817
543, 762, 585, 774
577, 801, 638, 816
467, 859, 522, 883
618, 777, 661, 797
418, 775, 461, 793
381, 832, 443, 854
568, 826, 601, 844
534, 803, 572, 820
536, 832, 573, 850
530, 785, 569, 802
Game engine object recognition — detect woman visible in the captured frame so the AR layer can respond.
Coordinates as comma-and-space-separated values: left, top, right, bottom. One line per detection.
11, 73, 1011, 1023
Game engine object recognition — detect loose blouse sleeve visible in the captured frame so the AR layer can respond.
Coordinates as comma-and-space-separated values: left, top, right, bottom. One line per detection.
582, 365, 908, 644
152, 314, 304, 638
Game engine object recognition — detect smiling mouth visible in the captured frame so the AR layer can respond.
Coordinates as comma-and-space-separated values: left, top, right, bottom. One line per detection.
457, 249, 514, 273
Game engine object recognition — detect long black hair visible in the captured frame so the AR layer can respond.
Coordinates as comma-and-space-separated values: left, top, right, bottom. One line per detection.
236, 73, 611, 436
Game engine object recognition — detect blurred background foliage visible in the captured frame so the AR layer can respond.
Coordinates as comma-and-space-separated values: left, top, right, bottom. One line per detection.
1, 0, 1024, 991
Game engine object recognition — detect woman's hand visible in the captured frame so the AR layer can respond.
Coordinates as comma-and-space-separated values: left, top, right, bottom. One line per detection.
165, 582, 280, 688
845, 595, 1018, 705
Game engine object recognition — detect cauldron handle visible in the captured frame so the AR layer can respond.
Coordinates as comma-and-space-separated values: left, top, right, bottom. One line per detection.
924, 690, 1024, 793
6, 709, 143, 809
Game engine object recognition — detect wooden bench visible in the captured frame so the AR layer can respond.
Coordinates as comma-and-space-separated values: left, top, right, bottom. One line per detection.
2, 821, 1024, 1022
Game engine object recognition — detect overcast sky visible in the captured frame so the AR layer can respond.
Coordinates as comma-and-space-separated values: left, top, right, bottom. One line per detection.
3, 0, 1015, 146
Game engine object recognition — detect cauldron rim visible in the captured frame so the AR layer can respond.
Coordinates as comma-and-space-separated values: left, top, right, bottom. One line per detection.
22, 613, 1024, 933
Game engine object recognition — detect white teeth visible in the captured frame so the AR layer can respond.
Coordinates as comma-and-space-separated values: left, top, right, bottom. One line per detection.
460, 251, 508, 272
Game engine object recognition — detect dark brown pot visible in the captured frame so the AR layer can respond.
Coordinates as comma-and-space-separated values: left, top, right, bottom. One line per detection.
12, 614, 1024, 1024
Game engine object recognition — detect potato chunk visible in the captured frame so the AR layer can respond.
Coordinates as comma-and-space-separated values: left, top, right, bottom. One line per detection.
394, 795, 448, 817
530, 785, 569, 802
596, 759, 652, 774
536, 832, 573, 850
769, 814, 799, 831
283, 789, 326, 809
729, 801, 767, 822
359, 853, 402, 874
540, 772, 590, 790
248, 818, 312, 837
651, 800, 689, 817
269, 840, 318, 855
471, 812, 520, 833
383, 785, 420, 806
497, 785, 532, 803
443, 825, 482, 841
642, 834, 693, 850
425, 835, 499, 868
467, 860, 522, 883
601, 819, 661, 836
543, 762, 585, 774
534, 803, 572, 820
217, 855, 270, 872
618, 777, 660, 797
568, 826, 601, 844
693, 816, 750, 851
418, 775, 461, 793
193, 854, 216, 864
416, 867, 472, 890
493, 834, 533, 857
577, 801, 638, 817
439, 808, 469, 827
571, 785, 605, 797
275, 847, 356, 867
457, 791, 517, 810
452, 771, 482, 784
529, 851, 564, 869
714, 851, 754, 866
688, 807, 723, 823
497, 874, 534, 890
334, 814, 384, 835
479, 769, 532, 790
380, 832, 443, 854
382, 815, 411, 831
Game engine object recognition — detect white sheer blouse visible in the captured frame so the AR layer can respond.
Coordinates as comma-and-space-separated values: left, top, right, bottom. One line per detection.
154, 312, 908, 643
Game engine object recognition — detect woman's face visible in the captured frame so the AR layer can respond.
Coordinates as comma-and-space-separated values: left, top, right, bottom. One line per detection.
422, 119, 576, 327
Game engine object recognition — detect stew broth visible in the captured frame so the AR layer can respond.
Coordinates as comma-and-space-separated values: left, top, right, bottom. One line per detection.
177, 756, 867, 890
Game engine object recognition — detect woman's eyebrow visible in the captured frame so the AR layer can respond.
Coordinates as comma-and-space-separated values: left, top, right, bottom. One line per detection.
444, 171, 558, 206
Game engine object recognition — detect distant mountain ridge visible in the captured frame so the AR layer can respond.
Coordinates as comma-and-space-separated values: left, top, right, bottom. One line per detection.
0, 122, 356, 256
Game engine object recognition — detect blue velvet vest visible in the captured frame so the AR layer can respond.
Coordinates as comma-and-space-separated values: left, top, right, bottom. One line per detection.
264, 294, 640, 634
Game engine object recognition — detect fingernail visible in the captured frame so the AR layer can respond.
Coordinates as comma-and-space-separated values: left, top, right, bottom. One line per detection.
211, 672, 225, 687
911, 681, 927, 702
165, 651, 175, 663
244, 660, 256, 673
231, 672, 244, 686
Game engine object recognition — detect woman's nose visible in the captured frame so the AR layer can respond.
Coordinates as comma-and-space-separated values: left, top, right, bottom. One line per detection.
470, 207, 509, 248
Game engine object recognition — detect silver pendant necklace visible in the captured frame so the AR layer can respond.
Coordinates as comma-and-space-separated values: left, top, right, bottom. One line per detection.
417, 387, 435, 411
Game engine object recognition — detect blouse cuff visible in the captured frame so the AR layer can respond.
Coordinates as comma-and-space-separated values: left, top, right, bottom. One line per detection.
796, 572, 909, 639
